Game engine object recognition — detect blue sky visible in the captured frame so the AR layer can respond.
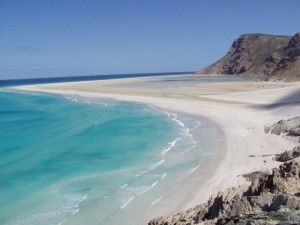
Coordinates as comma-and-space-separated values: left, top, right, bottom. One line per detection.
0, 0, 299, 79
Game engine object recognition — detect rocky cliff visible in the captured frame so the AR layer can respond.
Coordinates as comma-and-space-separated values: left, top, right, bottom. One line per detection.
196, 32, 300, 81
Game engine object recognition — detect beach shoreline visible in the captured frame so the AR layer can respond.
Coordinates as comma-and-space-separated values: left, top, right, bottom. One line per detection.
12, 75, 300, 223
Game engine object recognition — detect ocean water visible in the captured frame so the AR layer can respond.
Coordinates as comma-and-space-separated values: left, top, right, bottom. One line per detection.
0, 72, 193, 87
0, 89, 217, 225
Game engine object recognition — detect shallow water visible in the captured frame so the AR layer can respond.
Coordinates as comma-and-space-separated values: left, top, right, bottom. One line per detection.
107, 75, 262, 89
0, 89, 219, 225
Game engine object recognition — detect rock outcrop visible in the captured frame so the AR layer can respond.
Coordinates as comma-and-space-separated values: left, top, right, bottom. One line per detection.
265, 117, 300, 137
148, 161, 300, 225
196, 32, 300, 81
275, 146, 300, 162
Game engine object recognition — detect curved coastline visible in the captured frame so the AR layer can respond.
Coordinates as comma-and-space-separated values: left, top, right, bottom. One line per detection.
143, 112, 226, 223
12, 77, 300, 224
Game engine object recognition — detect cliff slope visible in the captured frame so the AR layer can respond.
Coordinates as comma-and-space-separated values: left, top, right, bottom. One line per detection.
196, 32, 300, 81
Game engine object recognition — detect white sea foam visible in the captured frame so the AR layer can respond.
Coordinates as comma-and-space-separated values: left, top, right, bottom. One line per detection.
174, 118, 185, 127
166, 112, 185, 127
161, 138, 180, 155
83, 98, 109, 106
181, 145, 197, 155
63, 193, 87, 205
151, 196, 162, 206
145, 105, 194, 144
137, 181, 158, 196
65, 96, 78, 103
120, 184, 128, 189
184, 127, 190, 134
189, 164, 200, 175
177, 165, 201, 183
160, 173, 167, 180
150, 159, 165, 170
71, 209, 79, 215
135, 159, 165, 177
135, 172, 142, 177
58, 219, 66, 225
146, 104, 157, 110
145, 105, 187, 129
120, 180, 159, 209
120, 196, 134, 209
193, 120, 202, 129
96, 102, 109, 106
66, 95, 110, 106
62, 193, 87, 215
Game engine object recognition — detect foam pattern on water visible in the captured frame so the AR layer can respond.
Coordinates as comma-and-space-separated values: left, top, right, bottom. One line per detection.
0, 89, 208, 225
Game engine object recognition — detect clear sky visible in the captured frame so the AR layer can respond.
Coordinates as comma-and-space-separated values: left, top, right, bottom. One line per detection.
0, 0, 299, 79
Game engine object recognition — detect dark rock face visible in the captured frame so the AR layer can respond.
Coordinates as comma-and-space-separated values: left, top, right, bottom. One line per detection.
288, 32, 300, 49
148, 162, 300, 225
196, 32, 300, 81
246, 161, 300, 196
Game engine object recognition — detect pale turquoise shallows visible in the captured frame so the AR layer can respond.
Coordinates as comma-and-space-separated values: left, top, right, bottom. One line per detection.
0, 89, 210, 225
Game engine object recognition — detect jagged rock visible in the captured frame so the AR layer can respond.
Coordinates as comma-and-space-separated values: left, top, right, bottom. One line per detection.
214, 209, 300, 225
195, 32, 300, 81
246, 161, 300, 196
275, 146, 300, 162
288, 32, 300, 49
265, 117, 300, 136
148, 162, 300, 225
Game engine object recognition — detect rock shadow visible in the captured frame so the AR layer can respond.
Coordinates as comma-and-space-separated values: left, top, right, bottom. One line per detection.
252, 88, 300, 110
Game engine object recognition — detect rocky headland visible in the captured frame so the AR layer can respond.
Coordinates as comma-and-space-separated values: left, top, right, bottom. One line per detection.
149, 118, 300, 225
196, 32, 300, 81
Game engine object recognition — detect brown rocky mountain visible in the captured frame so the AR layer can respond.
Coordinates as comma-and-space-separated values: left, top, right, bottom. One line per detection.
196, 32, 300, 81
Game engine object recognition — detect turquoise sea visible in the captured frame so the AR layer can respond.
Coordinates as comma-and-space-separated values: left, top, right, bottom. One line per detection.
0, 87, 215, 225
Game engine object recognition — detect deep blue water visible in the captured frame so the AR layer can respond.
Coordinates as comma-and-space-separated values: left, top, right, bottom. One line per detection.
0, 72, 194, 87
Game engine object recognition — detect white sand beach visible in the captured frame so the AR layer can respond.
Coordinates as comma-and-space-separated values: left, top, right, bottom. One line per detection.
15, 75, 300, 223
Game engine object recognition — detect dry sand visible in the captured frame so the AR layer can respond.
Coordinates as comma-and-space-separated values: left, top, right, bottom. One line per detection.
14, 75, 300, 223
